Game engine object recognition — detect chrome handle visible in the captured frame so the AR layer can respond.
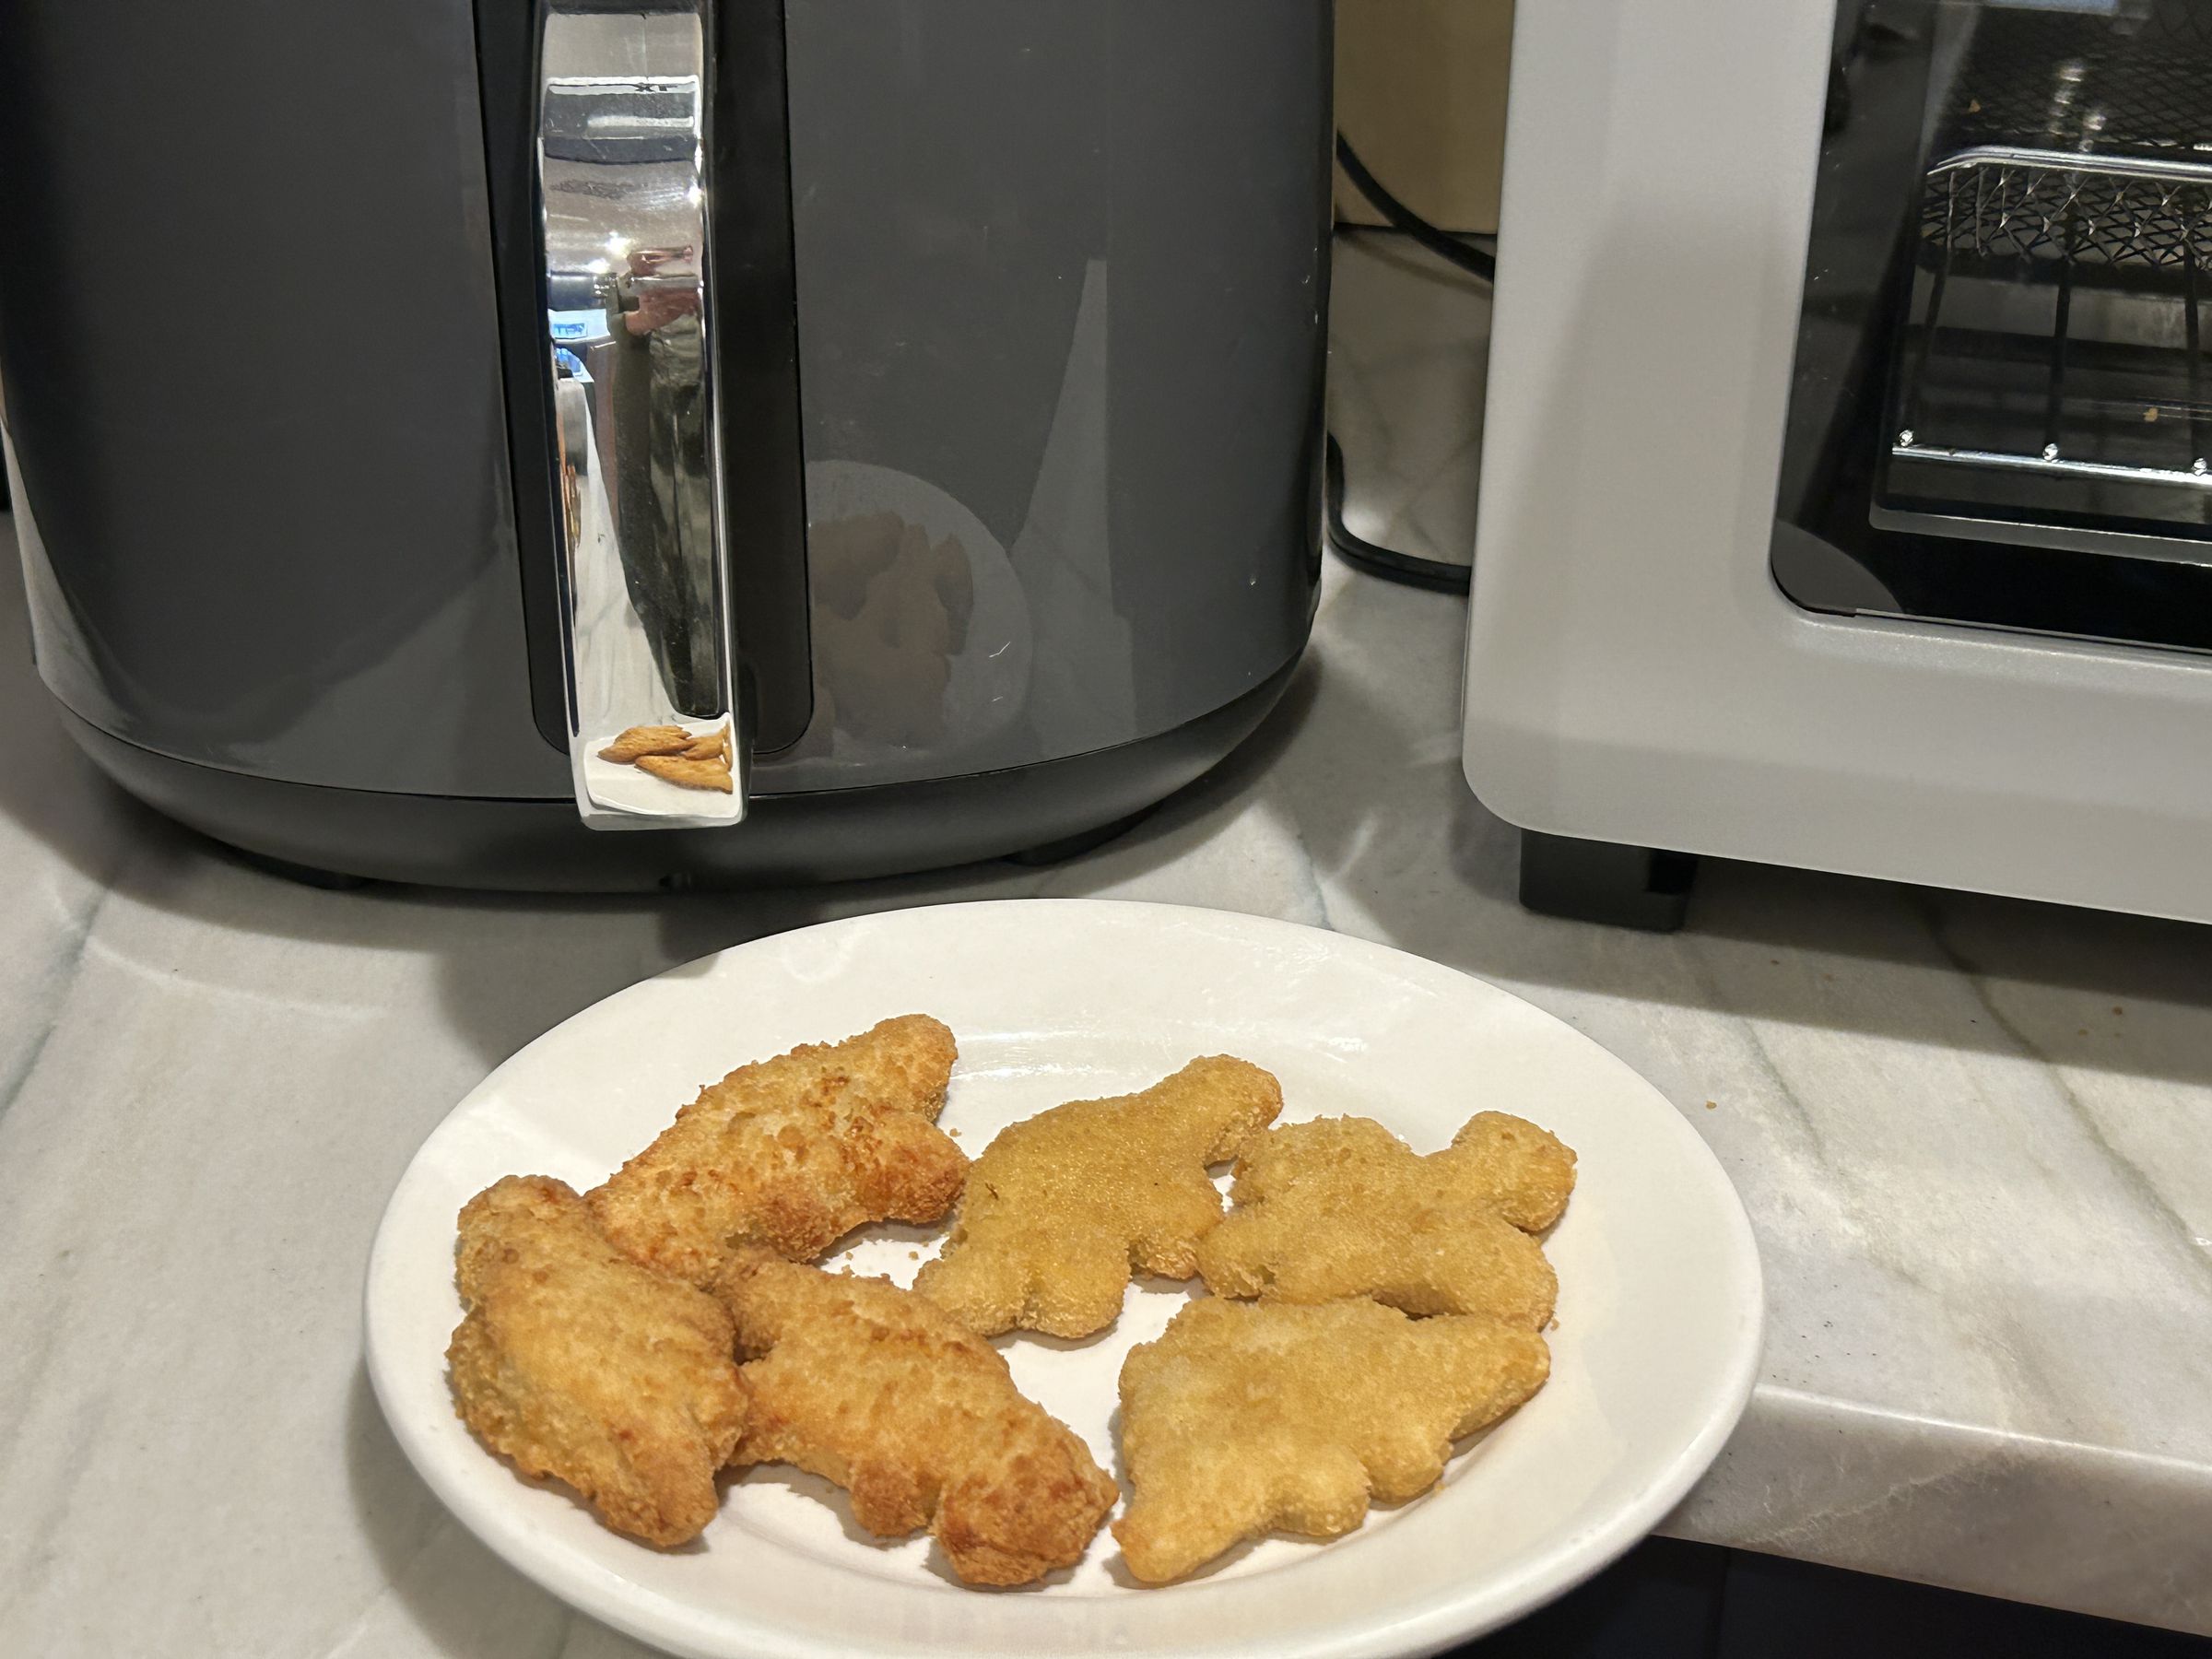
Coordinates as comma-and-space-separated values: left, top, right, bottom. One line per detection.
538, 0, 743, 828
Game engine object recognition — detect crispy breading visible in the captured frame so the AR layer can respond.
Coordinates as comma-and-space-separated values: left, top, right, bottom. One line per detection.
1194, 1112, 1575, 1324
590, 1016, 964, 1286
445, 1175, 748, 1548
718, 1257, 1118, 1586
1439, 1111, 1579, 1231
912, 1056, 1282, 1338
1112, 1298, 1550, 1583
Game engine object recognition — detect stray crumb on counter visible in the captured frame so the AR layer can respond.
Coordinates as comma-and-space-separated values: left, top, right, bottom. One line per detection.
1704, 1100, 1718, 1111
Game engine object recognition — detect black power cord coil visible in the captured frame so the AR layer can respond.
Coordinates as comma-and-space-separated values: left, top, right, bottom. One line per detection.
1325, 133, 1493, 594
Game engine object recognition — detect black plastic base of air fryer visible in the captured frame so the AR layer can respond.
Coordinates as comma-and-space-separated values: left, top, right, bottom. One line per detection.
1517, 829, 1700, 933
59, 659, 1298, 893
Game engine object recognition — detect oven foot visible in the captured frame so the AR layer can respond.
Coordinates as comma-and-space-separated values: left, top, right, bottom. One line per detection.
1517, 829, 1698, 932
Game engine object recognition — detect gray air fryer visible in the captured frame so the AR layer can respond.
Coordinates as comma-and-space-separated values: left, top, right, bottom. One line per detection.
0, 0, 1330, 888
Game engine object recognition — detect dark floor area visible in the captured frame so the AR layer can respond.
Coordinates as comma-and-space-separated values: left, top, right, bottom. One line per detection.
1460, 1538, 2209, 1659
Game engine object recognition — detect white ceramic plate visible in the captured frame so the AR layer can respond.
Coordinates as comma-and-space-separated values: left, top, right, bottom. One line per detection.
365, 900, 1761, 1659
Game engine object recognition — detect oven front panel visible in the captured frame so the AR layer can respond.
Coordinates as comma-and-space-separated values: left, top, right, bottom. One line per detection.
1464, 0, 2212, 923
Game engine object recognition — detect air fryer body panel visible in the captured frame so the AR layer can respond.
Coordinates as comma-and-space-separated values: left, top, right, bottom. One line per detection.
0, 0, 559, 800
0, 0, 1330, 888
771, 2, 1328, 791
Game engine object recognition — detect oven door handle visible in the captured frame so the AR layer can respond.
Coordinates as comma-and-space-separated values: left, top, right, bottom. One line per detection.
536, 0, 744, 829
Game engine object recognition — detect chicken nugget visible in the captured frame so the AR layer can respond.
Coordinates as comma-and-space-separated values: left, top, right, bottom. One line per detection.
590, 1015, 964, 1286
719, 1256, 1118, 1586
1113, 1298, 1549, 1583
1195, 1112, 1574, 1325
912, 1056, 1281, 1338
1442, 1111, 1579, 1230
446, 1175, 748, 1548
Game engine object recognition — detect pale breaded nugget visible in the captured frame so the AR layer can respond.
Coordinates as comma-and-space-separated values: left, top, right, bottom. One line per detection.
719, 1256, 1119, 1586
1195, 1112, 1575, 1325
590, 1015, 964, 1286
446, 1175, 748, 1548
1113, 1298, 1550, 1583
912, 1056, 1282, 1338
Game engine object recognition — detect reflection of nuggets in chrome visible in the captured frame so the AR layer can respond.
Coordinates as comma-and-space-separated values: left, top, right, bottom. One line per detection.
589, 1016, 964, 1286
913, 1057, 1282, 1338
635, 752, 734, 793
446, 1176, 748, 1548
1197, 1113, 1575, 1325
720, 1258, 1118, 1586
1113, 1299, 1550, 1583
678, 725, 732, 763
596, 724, 694, 762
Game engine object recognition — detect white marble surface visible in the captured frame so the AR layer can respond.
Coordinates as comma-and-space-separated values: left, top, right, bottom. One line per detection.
6, 238, 2212, 1655
1328, 229, 1489, 572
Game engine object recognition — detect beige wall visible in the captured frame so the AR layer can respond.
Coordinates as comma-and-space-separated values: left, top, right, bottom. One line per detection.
1334, 0, 1513, 234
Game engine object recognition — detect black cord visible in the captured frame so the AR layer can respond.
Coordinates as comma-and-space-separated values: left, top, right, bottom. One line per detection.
1324, 435, 1472, 594
1334, 133, 1498, 283
1324, 134, 1487, 594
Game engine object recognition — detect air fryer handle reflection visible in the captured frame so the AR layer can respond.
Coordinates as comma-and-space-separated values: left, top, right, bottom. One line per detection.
536, 0, 745, 829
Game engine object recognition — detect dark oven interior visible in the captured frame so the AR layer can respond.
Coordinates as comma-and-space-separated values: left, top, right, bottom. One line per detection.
1772, 0, 2212, 654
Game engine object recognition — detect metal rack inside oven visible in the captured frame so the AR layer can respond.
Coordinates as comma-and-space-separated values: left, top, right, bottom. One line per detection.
1877, 0, 2212, 559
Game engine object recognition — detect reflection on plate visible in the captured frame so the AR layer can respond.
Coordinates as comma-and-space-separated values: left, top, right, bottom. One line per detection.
364, 900, 1762, 1659
776, 463, 1031, 781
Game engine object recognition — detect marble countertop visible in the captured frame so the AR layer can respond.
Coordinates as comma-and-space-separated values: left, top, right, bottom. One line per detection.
6, 238, 2212, 1655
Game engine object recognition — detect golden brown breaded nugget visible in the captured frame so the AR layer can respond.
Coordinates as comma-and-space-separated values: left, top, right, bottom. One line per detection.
446, 1175, 748, 1548
912, 1056, 1281, 1338
590, 1016, 964, 1285
719, 1257, 1118, 1586
1113, 1298, 1549, 1583
1195, 1113, 1574, 1325
1444, 1111, 1579, 1231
